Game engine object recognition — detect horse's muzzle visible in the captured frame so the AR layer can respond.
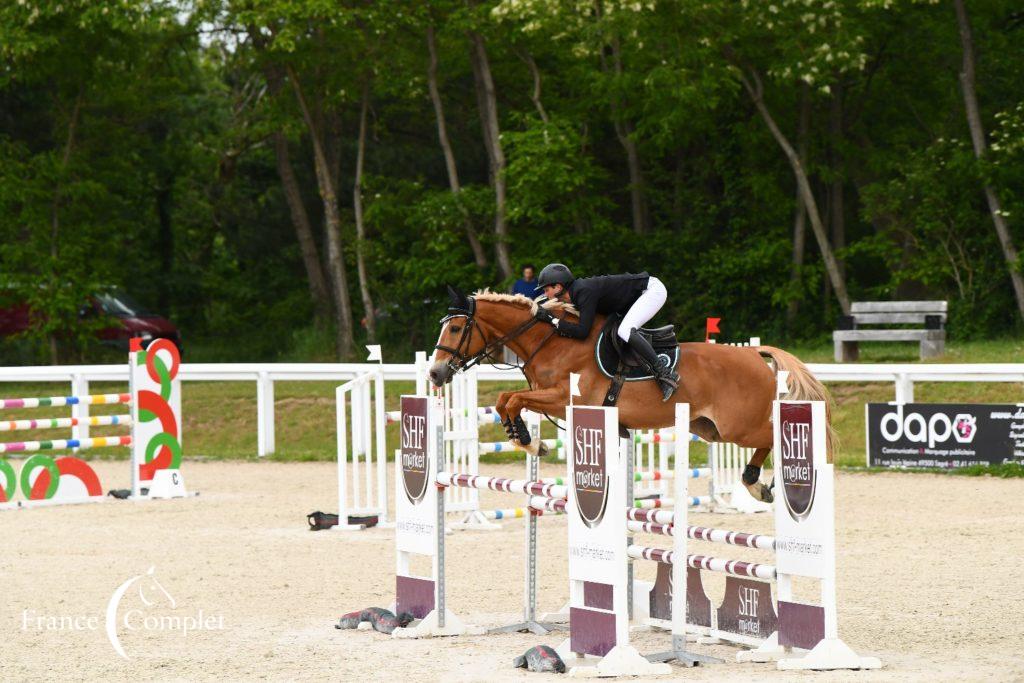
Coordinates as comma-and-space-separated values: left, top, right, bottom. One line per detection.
429, 362, 454, 387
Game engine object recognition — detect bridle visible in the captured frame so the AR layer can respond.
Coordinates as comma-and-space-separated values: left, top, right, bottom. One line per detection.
434, 296, 557, 375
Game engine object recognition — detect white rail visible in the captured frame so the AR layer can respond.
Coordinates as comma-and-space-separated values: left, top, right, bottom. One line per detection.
0, 360, 1020, 455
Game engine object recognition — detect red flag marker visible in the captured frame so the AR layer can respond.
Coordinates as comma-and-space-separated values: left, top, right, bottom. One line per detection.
705, 317, 721, 343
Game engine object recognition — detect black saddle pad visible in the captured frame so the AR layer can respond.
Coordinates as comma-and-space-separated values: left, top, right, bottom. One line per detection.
595, 315, 679, 380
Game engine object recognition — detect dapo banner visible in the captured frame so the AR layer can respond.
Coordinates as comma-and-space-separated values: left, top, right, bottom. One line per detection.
866, 403, 1024, 468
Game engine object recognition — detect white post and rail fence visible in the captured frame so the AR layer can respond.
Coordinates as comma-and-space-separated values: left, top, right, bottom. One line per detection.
0, 359, 1020, 456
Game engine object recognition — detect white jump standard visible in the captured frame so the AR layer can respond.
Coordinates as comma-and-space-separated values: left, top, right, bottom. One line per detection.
558, 400, 881, 673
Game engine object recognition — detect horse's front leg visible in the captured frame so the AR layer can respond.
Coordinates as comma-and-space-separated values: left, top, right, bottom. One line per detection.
504, 386, 570, 458
495, 389, 533, 446
741, 447, 775, 503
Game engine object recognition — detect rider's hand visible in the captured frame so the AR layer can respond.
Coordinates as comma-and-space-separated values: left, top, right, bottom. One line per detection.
534, 307, 556, 326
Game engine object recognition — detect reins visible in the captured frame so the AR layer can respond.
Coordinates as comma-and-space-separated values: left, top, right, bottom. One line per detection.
434, 296, 567, 433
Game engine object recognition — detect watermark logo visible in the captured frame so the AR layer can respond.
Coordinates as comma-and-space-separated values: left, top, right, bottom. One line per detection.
103, 566, 224, 659
21, 566, 224, 660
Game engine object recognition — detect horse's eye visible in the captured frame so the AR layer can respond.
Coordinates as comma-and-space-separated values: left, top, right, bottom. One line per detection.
450, 326, 462, 333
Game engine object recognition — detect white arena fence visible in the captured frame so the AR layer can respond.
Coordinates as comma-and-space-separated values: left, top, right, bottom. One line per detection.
0, 350, 1021, 457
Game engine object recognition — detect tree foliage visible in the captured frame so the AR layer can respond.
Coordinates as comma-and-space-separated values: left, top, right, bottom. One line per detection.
1, 0, 1021, 362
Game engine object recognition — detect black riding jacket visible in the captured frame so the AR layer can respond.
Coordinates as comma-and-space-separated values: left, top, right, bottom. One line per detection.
555, 272, 650, 339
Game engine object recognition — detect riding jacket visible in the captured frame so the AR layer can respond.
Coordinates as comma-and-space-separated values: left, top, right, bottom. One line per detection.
554, 272, 650, 339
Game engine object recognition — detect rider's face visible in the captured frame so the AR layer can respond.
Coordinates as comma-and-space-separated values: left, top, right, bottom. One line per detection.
543, 284, 565, 300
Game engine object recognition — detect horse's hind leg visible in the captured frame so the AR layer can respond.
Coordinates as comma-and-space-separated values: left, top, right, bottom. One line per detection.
742, 447, 774, 503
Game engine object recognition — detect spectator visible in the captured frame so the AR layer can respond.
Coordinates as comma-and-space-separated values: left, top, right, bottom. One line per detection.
511, 264, 538, 299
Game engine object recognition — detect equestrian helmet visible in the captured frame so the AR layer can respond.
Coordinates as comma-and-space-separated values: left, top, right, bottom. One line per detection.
534, 263, 575, 291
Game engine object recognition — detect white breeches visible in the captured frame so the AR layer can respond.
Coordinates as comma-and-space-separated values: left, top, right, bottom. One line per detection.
618, 276, 667, 342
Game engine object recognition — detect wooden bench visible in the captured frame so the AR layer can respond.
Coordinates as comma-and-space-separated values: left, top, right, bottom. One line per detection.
833, 301, 947, 362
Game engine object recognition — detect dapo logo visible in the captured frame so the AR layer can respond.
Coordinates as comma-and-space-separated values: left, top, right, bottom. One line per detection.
879, 405, 978, 448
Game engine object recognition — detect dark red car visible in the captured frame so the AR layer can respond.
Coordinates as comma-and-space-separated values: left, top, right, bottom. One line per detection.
0, 288, 182, 354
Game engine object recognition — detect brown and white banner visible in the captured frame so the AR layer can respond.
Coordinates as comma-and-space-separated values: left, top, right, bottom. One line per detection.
773, 400, 834, 583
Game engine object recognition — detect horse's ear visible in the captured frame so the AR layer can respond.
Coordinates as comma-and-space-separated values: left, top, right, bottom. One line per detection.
446, 284, 467, 311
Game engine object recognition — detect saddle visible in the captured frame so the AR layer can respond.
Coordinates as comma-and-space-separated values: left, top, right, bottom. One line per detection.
596, 315, 679, 413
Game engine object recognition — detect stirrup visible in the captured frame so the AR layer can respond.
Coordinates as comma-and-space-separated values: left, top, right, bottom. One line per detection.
655, 369, 679, 389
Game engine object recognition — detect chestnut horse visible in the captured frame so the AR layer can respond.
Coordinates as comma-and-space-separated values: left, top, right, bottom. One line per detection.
428, 288, 834, 503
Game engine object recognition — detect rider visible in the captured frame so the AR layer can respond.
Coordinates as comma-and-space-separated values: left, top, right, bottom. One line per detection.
532, 263, 679, 401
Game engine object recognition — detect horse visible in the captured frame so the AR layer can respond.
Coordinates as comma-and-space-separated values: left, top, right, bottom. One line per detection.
428, 287, 835, 503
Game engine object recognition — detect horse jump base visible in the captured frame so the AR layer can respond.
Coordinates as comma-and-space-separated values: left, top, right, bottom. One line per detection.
554, 642, 673, 678
776, 638, 883, 671
390, 609, 480, 639
487, 620, 568, 636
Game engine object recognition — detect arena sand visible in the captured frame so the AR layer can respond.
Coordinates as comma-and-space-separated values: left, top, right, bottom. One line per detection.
4, 460, 1023, 682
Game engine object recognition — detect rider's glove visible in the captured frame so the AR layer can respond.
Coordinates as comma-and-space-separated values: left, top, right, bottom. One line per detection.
534, 307, 557, 326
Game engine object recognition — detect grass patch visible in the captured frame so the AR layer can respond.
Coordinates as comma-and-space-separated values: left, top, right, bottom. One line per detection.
951, 462, 1024, 478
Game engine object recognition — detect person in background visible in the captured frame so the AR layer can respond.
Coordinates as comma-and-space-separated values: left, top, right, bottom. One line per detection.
511, 264, 538, 299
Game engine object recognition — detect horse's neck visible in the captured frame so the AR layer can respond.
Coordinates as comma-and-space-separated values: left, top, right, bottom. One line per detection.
479, 303, 584, 385
479, 304, 534, 348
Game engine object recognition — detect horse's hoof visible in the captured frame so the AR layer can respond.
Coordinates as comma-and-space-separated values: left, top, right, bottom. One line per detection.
747, 482, 774, 504
520, 440, 541, 458
535, 441, 550, 459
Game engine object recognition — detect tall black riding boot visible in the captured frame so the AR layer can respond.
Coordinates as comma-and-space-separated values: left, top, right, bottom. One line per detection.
627, 329, 679, 401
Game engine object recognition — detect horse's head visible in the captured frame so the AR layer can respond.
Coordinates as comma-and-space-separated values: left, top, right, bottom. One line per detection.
429, 286, 487, 386
429, 286, 543, 387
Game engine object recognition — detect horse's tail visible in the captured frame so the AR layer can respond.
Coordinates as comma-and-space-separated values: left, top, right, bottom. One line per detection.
758, 345, 837, 462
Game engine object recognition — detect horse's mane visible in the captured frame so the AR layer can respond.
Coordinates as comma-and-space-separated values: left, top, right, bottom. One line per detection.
473, 289, 579, 317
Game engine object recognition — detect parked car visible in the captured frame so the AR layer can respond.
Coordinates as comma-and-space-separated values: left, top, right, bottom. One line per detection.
0, 288, 182, 354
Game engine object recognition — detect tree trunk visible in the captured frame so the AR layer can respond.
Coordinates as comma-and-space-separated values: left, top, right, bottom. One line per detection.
286, 65, 356, 359
263, 62, 332, 327
468, 31, 513, 279
732, 60, 851, 314
608, 34, 649, 234
953, 0, 1024, 322
426, 25, 487, 269
829, 77, 845, 278
48, 91, 83, 364
271, 131, 332, 326
593, 0, 649, 235
616, 118, 649, 235
155, 180, 174, 314
517, 48, 550, 124
326, 110, 343, 200
672, 150, 685, 233
254, 39, 333, 328
786, 83, 810, 327
353, 81, 377, 343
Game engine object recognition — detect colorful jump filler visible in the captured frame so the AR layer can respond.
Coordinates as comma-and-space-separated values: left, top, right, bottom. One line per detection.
0, 338, 185, 509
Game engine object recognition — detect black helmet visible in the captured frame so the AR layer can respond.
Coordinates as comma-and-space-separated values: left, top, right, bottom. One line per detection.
535, 263, 575, 291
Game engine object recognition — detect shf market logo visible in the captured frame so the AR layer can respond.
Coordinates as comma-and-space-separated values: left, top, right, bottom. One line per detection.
105, 566, 224, 659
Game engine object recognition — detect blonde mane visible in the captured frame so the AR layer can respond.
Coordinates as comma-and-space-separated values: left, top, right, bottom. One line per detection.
473, 289, 579, 317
